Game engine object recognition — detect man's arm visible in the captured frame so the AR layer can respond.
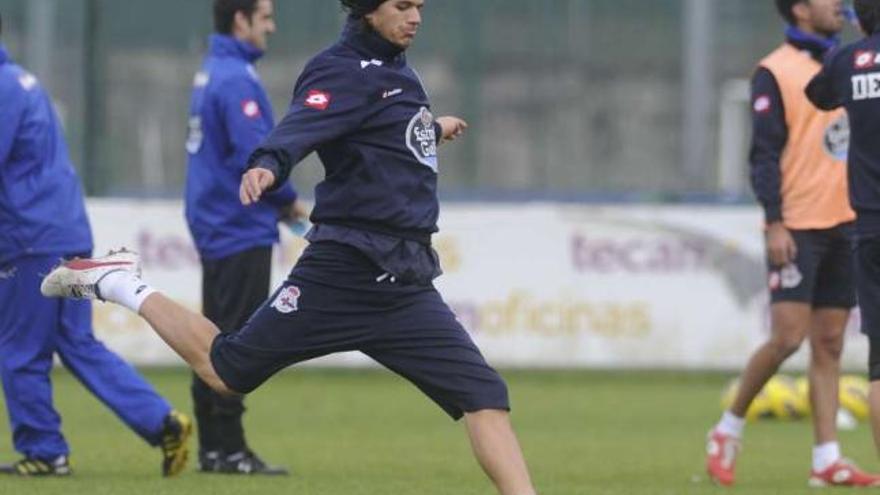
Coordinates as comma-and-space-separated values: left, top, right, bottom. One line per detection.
806, 51, 843, 111
218, 76, 298, 207
245, 63, 370, 194
749, 68, 798, 265
748, 67, 787, 225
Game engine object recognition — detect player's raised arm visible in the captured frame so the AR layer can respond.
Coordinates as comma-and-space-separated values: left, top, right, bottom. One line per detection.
242, 63, 372, 198
806, 52, 844, 110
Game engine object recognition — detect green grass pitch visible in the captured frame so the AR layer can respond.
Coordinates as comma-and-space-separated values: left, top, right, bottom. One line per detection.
0, 368, 877, 494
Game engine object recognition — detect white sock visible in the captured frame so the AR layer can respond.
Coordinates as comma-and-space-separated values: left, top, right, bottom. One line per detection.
715, 411, 745, 438
97, 270, 157, 313
812, 441, 841, 472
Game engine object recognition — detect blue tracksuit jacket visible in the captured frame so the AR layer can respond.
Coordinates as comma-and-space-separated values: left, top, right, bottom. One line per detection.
0, 44, 92, 265
247, 19, 445, 284
185, 35, 297, 261
0, 44, 170, 460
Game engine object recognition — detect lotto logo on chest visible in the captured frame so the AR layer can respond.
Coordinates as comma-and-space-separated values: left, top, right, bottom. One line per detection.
406, 107, 438, 173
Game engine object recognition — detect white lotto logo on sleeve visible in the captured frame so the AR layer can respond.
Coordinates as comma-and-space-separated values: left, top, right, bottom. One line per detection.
753, 95, 771, 113
241, 100, 261, 118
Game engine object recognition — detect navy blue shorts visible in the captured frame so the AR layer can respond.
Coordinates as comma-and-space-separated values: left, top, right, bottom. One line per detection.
767, 224, 856, 308
856, 235, 880, 338
210, 242, 510, 420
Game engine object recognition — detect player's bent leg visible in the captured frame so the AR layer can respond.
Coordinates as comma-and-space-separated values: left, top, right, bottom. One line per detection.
731, 302, 811, 417
464, 409, 536, 495
706, 302, 811, 486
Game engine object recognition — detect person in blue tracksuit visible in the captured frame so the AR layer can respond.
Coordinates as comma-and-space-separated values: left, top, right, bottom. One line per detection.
43, 1, 537, 493
0, 13, 191, 477
184, 0, 298, 475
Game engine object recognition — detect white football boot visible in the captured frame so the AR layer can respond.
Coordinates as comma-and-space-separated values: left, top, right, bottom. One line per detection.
41, 249, 141, 300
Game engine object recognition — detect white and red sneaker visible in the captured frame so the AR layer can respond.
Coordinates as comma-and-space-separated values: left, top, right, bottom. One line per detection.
706, 429, 740, 486
40, 249, 141, 300
808, 459, 880, 487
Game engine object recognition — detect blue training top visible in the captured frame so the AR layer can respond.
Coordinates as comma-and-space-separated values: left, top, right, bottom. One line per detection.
0, 44, 92, 265
248, 18, 445, 284
807, 32, 880, 237
185, 34, 298, 261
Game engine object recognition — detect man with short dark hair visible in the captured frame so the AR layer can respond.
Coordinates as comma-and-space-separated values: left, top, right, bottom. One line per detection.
705, 0, 880, 487
184, 0, 298, 475
807, 0, 880, 467
41, 1, 538, 493
0, 12, 191, 478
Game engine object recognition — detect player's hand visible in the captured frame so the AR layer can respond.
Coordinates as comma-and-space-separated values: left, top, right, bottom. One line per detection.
436, 116, 468, 144
765, 222, 797, 266
240, 168, 276, 205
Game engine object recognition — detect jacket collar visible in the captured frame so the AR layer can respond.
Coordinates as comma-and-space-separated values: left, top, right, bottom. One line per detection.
0, 44, 9, 66
785, 25, 839, 61
340, 16, 406, 64
208, 34, 264, 63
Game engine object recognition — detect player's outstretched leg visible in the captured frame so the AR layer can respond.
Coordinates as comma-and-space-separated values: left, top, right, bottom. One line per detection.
464, 410, 536, 495
41, 251, 234, 395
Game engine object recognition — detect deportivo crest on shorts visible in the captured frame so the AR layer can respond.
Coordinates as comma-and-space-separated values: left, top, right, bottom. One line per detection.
271, 285, 302, 314
769, 263, 803, 291
406, 107, 438, 172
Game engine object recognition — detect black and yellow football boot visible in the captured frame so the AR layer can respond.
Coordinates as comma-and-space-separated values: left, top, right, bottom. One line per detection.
0, 455, 71, 476
160, 410, 192, 477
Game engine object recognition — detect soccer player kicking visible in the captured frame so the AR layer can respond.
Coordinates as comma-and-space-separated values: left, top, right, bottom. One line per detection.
706, 0, 880, 487
807, 0, 880, 477
41, 1, 538, 494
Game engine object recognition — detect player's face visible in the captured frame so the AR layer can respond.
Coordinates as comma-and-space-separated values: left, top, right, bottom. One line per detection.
365, 0, 424, 49
239, 0, 276, 51
803, 0, 846, 36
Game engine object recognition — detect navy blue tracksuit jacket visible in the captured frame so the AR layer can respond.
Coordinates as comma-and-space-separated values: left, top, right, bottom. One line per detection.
248, 19, 444, 284
186, 35, 297, 261
807, 33, 880, 237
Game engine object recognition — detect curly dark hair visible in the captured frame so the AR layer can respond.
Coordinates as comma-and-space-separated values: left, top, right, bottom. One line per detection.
340, 0, 386, 18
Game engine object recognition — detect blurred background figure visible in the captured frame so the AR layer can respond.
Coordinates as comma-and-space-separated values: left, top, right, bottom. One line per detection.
0, 11, 191, 478
705, 0, 877, 488
183, 0, 299, 475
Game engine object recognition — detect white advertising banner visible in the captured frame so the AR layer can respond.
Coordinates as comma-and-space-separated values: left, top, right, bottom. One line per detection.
87, 199, 868, 370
